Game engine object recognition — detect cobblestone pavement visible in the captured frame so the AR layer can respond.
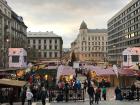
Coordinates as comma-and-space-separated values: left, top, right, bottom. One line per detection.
39, 101, 140, 105
2, 100, 140, 105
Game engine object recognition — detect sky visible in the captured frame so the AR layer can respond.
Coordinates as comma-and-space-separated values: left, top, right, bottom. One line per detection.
6, 0, 131, 48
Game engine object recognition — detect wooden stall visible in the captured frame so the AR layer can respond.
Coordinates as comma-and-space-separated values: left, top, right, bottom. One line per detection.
0, 79, 27, 102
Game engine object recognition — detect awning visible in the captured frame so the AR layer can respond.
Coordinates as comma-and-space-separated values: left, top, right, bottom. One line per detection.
0, 79, 27, 87
57, 65, 76, 81
118, 68, 138, 76
84, 65, 115, 76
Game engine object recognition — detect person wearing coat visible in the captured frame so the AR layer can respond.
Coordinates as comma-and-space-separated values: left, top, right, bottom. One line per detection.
87, 82, 95, 105
102, 86, 106, 100
26, 88, 33, 105
20, 88, 27, 105
115, 86, 123, 100
40, 87, 48, 105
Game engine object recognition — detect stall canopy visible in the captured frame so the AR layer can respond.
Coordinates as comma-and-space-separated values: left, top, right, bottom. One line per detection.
84, 65, 116, 76
57, 65, 76, 81
118, 68, 138, 76
0, 79, 27, 87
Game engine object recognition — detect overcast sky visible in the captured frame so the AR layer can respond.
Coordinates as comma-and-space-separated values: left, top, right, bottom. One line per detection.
6, 0, 131, 48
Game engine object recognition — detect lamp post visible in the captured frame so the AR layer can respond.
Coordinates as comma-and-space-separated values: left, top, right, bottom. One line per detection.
3, 38, 10, 68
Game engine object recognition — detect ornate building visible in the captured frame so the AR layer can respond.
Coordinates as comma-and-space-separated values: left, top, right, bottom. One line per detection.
71, 21, 107, 64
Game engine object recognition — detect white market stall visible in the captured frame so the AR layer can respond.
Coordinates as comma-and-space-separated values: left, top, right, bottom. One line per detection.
122, 47, 140, 68
9, 48, 27, 68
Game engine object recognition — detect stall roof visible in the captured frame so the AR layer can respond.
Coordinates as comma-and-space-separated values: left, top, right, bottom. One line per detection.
57, 65, 76, 76
118, 68, 138, 76
84, 65, 115, 76
0, 67, 26, 72
0, 79, 27, 87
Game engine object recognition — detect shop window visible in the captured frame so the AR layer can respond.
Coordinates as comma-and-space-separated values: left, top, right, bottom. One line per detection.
24, 56, 27, 62
12, 56, 19, 63
124, 55, 127, 62
131, 55, 138, 62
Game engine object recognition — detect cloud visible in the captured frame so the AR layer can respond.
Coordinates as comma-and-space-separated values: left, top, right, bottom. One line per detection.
6, 0, 131, 47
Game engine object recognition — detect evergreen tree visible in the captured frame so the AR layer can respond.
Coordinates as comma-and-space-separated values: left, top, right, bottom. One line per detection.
69, 51, 76, 66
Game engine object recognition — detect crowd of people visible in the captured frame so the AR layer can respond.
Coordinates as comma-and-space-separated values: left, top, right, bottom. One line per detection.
1, 74, 139, 105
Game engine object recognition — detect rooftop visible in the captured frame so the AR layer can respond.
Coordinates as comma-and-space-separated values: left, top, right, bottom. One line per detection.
88, 29, 107, 33
27, 31, 61, 38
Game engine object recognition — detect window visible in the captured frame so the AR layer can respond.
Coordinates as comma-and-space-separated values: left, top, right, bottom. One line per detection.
49, 45, 52, 49
55, 52, 57, 57
55, 39, 57, 44
123, 55, 127, 62
24, 56, 27, 62
44, 40, 46, 44
38, 45, 41, 49
44, 52, 47, 58
49, 40, 52, 44
12, 56, 19, 63
55, 45, 57, 50
131, 55, 138, 62
33, 40, 35, 44
39, 40, 41, 44
33, 45, 36, 49
28, 40, 30, 44
49, 52, 52, 57
44, 45, 47, 49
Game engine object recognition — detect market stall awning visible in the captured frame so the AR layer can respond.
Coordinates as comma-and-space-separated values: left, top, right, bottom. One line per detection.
57, 65, 76, 81
118, 68, 138, 76
58, 65, 75, 75
84, 65, 115, 76
0, 79, 27, 87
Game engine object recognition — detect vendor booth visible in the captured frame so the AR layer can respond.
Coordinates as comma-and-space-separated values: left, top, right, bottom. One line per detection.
84, 65, 116, 87
0, 79, 27, 103
9, 48, 27, 68
118, 68, 138, 88
57, 65, 76, 83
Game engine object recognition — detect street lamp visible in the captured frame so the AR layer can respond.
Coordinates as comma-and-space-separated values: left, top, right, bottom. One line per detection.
3, 38, 10, 68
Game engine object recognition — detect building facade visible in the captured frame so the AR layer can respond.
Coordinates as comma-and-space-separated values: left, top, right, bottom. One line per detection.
11, 11, 27, 49
71, 21, 107, 63
0, 0, 27, 68
27, 31, 63, 62
107, 0, 140, 65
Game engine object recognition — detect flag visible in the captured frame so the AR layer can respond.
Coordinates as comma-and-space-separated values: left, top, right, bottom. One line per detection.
113, 65, 118, 78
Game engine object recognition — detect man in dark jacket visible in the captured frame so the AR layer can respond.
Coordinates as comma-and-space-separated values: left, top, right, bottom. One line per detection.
41, 87, 48, 105
87, 81, 95, 105
20, 88, 27, 105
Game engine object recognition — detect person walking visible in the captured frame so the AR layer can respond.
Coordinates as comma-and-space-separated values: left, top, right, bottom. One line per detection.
131, 83, 136, 100
64, 82, 69, 102
102, 86, 106, 100
40, 87, 48, 105
87, 80, 95, 105
8, 88, 14, 105
96, 87, 101, 101
20, 88, 27, 105
115, 86, 123, 100
26, 88, 33, 105
95, 88, 100, 104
